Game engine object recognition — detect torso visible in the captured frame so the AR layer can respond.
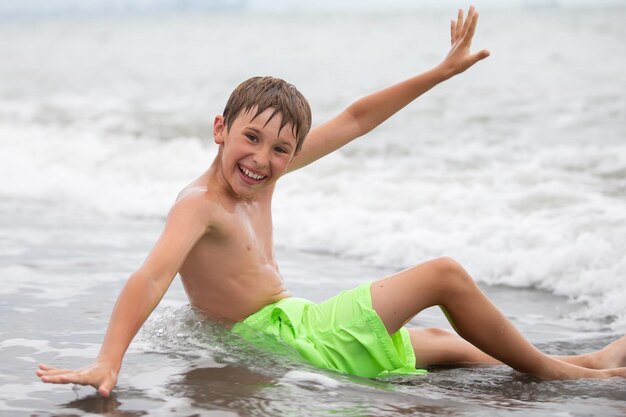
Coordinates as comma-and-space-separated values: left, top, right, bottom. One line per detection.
177, 174, 290, 325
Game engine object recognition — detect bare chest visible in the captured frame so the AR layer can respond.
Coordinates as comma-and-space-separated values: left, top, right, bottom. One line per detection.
181, 204, 277, 279
178, 205, 287, 320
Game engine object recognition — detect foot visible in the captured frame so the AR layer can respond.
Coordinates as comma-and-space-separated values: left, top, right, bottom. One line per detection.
602, 367, 626, 378
543, 359, 625, 380
596, 336, 626, 369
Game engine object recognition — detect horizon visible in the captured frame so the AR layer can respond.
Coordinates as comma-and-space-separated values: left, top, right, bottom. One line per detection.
1, 0, 624, 20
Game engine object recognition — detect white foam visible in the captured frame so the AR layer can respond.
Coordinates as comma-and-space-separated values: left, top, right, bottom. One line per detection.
281, 370, 341, 389
3, 103, 625, 330
0, 338, 51, 350
0, 122, 210, 219
1, 10, 625, 331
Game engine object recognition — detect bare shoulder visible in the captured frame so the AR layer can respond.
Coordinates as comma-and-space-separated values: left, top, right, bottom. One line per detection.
168, 186, 229, 232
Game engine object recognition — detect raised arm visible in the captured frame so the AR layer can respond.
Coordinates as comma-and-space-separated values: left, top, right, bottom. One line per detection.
36, 192, 213, 397
288, 6, 489, 172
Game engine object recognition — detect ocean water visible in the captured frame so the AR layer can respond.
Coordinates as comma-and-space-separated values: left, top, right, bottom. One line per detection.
1, 6, 626, 416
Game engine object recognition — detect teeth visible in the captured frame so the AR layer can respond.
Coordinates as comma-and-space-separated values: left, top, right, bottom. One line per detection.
240, 165, 265, 180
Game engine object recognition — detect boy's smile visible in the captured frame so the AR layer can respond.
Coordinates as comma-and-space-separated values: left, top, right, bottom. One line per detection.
214, 107, 297, 199
237, 163, 267, 184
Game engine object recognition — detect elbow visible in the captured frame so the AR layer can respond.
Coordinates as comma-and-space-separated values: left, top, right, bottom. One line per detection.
343, 106, 371, 138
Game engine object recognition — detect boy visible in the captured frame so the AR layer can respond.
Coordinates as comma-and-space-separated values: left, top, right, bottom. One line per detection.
37, 7, 626, 397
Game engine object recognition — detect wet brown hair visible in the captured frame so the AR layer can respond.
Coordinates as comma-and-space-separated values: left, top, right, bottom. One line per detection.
222, 76, 312, 154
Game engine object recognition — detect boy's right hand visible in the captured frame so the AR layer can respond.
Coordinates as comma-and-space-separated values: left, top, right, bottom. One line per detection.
36, 361, 118, 397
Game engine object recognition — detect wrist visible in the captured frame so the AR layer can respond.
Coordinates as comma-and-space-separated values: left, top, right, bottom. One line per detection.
434, 61, 457, 81
95, 353, 122, 372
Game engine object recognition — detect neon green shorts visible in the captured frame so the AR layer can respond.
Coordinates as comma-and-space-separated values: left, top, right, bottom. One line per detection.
232, 282, 426, 378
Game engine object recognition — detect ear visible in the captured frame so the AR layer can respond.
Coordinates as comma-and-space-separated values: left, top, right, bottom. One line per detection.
213, 115, 226, 145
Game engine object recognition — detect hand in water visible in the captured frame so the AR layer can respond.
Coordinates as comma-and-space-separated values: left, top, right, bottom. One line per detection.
36, 361, 118, 397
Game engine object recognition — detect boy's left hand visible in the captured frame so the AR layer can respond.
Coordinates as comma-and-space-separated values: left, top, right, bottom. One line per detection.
440, 6, 490, 77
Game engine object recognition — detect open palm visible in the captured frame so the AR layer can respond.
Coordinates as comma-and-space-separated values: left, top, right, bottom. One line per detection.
443, 6, 490, 76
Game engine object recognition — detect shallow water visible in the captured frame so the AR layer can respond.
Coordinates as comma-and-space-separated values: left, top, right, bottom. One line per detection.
1, 7, 625, 326
1, 5, 626, 417
1, 198, 626, 416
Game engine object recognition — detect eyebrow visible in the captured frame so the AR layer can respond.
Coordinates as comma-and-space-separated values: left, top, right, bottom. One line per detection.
246, 126, 263, 136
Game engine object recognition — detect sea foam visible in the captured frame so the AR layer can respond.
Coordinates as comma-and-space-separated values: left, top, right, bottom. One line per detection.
1, 11, 625, 330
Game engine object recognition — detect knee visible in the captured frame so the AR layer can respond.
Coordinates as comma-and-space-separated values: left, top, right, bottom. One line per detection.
430, 257, 475, 294
431, 257, 468, 279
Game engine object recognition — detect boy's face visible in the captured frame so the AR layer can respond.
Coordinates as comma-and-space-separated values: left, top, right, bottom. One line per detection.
213, 107, 297, 199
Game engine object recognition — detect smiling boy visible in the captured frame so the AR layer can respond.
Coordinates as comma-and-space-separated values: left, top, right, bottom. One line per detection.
37, 7, 626, 396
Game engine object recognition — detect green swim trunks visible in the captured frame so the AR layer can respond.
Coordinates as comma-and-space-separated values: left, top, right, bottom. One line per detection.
232, 282, 426, 378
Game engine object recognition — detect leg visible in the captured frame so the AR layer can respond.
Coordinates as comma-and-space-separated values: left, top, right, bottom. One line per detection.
370, 257, 626, 379
409, 327, 500, 367
553, 336, 626, 370
409, 327, 626, 370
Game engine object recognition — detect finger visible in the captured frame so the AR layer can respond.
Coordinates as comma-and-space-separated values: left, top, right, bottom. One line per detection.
99, 385, 111, 397
37, 368, 73, 377
450, 19, 456, 45
456, 8, 464, 39
37, 364, 51, 376
462, 6, 475, 37
38, 363, 58, 371
40, 374, 76, 384
469, 49, 491, 65
41, 372, 87, 385
37, 365, 72, 376
465, 11, 479, 41
98, 379, 116, 398
41, 369, 82, 384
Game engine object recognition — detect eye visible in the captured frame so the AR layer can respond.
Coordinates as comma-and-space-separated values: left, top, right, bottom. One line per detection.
274, 146, 288, 154
245, 134, 258, 143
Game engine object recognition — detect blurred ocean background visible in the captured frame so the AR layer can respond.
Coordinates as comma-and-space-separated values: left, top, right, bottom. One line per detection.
1, 1, 626, 416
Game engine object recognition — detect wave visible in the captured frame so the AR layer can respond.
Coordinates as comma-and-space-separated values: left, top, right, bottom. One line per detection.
2, 10, 625, 330
2, 112, 625, 330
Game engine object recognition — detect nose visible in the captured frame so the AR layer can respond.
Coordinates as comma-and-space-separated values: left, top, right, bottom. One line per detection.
252, 146, 271, 168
